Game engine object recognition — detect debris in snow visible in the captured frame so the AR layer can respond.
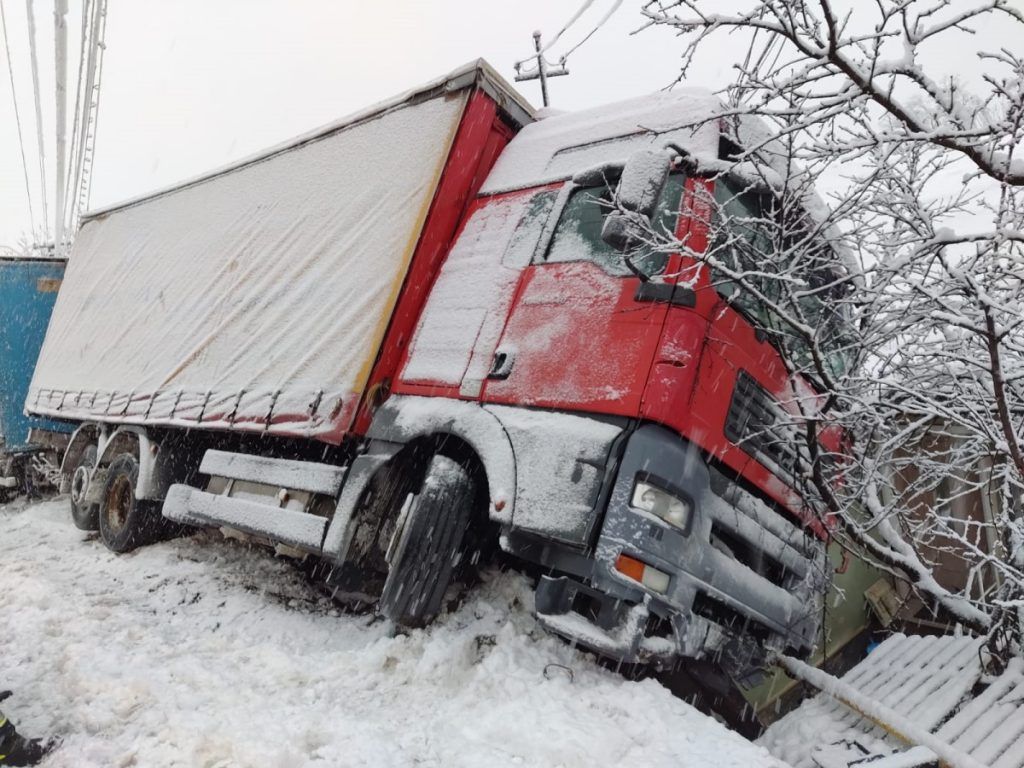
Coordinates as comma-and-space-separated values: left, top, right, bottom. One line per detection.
0, 497, 788, 768
758, 633, 1012, 768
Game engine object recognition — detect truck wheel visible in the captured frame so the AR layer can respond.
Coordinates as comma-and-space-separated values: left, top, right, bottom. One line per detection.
378, 455, 477, 628
98, 453, 163, 553
70, 445, 99, 531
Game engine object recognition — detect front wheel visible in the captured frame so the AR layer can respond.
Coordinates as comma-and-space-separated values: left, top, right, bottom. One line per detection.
378, 455, 478, 628
98, 453, 164, 553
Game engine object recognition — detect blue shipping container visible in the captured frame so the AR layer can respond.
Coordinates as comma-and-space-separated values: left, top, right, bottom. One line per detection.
0, 257, 73, 451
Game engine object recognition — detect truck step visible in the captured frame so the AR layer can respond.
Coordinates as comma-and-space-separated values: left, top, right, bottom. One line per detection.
163, 484, 327, 552
199, 450, 345, 496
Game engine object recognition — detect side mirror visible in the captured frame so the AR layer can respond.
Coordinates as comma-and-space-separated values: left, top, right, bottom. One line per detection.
601, 149, 672, 253
617, 149, 672, 218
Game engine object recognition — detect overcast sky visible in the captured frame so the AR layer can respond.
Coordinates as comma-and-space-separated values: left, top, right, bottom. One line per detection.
0, 1, 1014, 249
0, 0, 731, 248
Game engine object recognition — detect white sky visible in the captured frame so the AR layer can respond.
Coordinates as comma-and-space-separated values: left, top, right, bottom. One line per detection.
0, 1, 1014, 249
0, 0, 735, 248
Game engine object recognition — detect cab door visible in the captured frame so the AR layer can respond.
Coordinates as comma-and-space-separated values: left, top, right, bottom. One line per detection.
482, 174, 686, 417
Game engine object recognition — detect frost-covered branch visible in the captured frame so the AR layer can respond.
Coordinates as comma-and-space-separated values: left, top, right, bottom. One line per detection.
631, 0, 1024, 650
642, 0, 1024, 184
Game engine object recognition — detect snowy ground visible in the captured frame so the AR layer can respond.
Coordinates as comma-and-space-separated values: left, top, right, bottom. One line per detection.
0, 497, 788, 768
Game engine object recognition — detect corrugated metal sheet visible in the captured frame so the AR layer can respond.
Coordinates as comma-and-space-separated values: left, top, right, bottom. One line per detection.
760, 634, 985, 767
761, 633, 1024, 768
930, 657, 1024, 768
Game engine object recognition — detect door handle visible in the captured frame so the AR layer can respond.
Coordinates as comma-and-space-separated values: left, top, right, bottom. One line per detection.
488, 347, 516, 380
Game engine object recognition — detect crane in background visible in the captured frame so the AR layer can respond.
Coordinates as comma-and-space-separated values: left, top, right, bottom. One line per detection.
1, 0, 109, 257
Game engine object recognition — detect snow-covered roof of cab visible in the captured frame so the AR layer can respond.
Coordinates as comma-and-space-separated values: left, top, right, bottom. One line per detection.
481, 86, 858, 284
84, 59, 535, 220
480, 87, 724, 194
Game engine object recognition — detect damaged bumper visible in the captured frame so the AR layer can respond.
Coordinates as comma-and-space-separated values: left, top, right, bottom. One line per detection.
533, 424, 829, 671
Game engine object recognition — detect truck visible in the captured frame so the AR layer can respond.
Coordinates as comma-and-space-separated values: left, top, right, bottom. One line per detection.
27, 60, 841, 682
0, 255, 73, 497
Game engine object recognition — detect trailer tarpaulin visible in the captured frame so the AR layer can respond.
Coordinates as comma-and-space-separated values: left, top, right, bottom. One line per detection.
27, 85, 470, 442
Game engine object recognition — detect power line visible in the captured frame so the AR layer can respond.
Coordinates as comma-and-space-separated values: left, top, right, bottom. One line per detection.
514, 31, 569, 108
4, 0, 108, 249
1, 0, 38, 236
555, 0, 622, 67
512, 0, 622, 106
514, 0, 597, 70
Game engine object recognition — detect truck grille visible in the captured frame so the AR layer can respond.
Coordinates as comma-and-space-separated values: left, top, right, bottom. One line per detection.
724, 370, 800, 485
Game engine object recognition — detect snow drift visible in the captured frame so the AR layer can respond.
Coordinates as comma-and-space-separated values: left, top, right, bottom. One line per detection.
0, 499, 787, 768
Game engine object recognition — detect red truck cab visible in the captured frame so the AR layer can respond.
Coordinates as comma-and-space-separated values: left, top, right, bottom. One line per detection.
374, 90, 836, 669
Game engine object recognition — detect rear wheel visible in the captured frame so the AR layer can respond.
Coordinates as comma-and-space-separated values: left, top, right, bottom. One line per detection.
98, 453, 164, 553
69, 445, 99, 531
378, 455, 477, 628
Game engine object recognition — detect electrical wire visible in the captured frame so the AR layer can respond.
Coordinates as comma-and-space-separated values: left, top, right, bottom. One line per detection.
514, 0, 597, 69
556, 0, 622, 67
4, 0, 108, 248
1, 0, 38, 237
514, 0, 622, 77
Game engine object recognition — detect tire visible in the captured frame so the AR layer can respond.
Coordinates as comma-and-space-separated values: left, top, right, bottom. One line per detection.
69, 445, 99, 531
378, 455, 477, 628
98, 453, 164, 553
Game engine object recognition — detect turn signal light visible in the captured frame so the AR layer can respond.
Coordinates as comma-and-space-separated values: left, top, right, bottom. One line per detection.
615, 553, 670, 594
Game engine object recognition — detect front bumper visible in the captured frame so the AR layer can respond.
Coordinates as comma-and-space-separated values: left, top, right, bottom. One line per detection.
534, 424, 829, 671
535, 574, 722, 665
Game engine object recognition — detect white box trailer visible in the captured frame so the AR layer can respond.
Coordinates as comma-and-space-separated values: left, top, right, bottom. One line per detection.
28, 62, 528, 443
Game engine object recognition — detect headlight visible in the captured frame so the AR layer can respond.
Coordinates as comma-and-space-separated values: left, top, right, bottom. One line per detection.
631, 480, 692, 531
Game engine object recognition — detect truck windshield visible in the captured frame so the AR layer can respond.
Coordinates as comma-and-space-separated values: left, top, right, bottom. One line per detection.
710, 178, 854, 379
545, 172, 685, 277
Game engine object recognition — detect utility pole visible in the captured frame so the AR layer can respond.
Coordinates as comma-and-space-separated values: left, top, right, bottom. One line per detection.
514, 31, 568, 108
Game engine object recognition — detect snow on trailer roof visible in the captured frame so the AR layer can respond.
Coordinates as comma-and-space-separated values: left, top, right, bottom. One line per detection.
84, 59, 534, 221
480, 87, 724, 194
